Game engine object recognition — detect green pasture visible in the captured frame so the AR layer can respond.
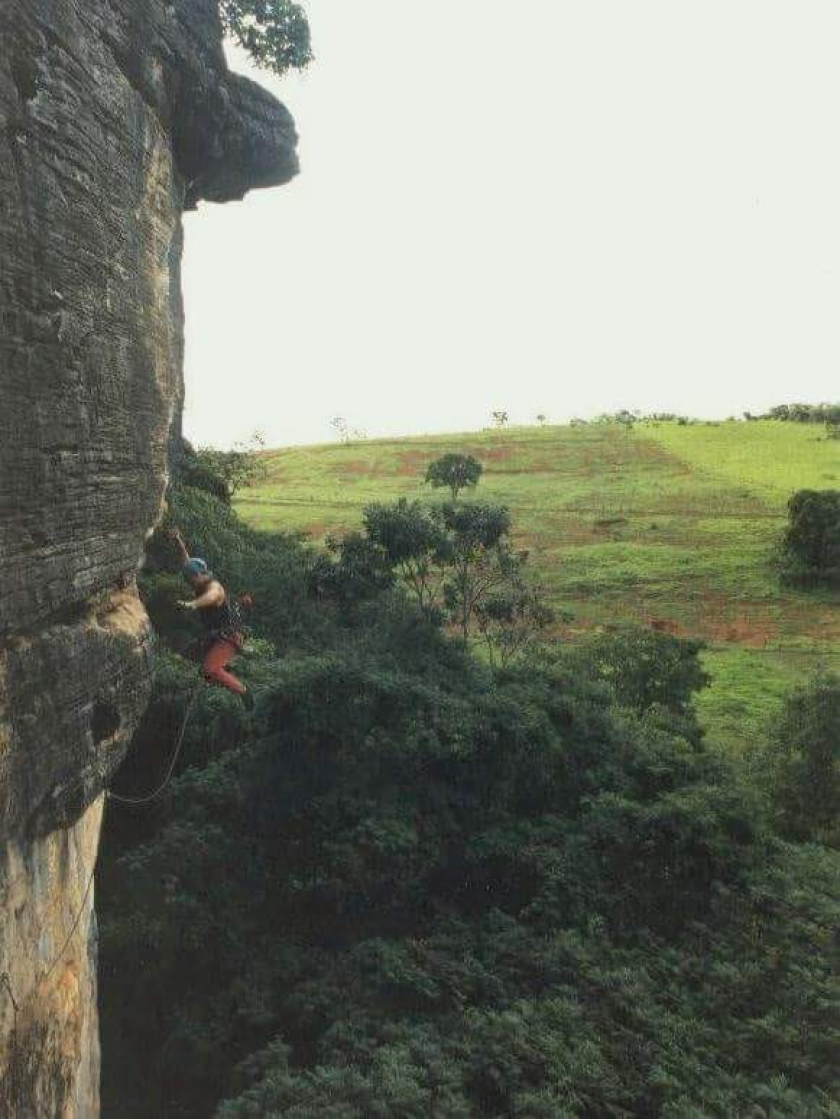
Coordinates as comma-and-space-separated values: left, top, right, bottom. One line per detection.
237, 420, 839, 751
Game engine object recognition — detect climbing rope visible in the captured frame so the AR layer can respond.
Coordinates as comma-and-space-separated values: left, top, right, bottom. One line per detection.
1, 971, 19, 1108
0, 679, 203, 1073
106, 681, 202, 807
38, 835, 99, 994
0, 974, 18, 1016
2, 807, 102, 1016
1, 799, 103, 1109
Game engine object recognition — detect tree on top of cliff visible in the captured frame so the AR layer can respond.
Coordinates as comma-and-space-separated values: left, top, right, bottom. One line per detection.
220, 0, 313, 74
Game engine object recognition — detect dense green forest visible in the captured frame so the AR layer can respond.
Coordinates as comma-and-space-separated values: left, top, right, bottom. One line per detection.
98, 446, 840, 1117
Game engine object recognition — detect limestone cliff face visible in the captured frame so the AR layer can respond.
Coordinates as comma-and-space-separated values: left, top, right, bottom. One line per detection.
0, 3, 297, 1113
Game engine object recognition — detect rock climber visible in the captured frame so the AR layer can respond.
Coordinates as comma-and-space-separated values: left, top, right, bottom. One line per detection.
169, 529, 254, 710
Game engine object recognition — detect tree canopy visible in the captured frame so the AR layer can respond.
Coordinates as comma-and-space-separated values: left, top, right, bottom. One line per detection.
98, 454, 840, 1118
759, 673, 840, 846
762, 402, 840, 424
424, 453, 484, 502
572, 627, 711, 718
781, 489, 840, 586
219, 0, 313, 75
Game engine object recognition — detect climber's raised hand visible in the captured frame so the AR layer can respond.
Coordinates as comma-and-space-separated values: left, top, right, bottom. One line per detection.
167, 527, 189, 562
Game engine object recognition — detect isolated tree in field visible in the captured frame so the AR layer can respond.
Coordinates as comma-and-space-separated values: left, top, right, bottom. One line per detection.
491, 410, 509, 429
781, 490, 840, 585
536, 414, 547, 426
330, 417, 349, 444
424, 453, 483, 502
219, 0, 313, 75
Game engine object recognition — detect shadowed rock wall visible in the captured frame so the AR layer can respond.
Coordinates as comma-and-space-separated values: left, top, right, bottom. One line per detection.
0, 2, 297, 1112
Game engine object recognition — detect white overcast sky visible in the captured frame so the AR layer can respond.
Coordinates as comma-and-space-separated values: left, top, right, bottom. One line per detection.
182, 1, 840, 449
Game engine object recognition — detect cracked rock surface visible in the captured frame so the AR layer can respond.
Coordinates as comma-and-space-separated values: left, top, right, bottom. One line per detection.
0, 2, 297, 1112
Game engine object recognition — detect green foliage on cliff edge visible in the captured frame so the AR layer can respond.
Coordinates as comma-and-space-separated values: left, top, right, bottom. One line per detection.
220, 0, 313, 75
99, 476, 840, 1118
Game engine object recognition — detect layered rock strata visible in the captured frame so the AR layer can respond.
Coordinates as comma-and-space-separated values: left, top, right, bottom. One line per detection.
0, 3, 297, 1112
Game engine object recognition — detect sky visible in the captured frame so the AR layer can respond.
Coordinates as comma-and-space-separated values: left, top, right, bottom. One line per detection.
182, 0, 840, 449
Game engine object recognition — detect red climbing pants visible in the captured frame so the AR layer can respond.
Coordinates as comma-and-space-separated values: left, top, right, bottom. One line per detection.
202, 636, 246, 696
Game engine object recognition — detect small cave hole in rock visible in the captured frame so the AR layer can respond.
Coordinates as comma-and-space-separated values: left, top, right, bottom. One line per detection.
92, 701, 121, 744
10, 53, 38, 104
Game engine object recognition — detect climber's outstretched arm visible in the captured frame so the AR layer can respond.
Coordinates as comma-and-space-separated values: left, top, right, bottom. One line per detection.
169, 528, 190, 564
179, 583, 224, 611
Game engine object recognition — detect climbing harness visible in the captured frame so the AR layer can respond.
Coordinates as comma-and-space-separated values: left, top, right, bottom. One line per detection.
198, 590, 249, 646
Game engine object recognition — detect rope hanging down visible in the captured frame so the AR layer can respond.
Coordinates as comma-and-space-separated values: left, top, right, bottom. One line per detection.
1, 800, 104, 1108
38, 835, 99, 995
106, 681, 202, 806
1, 680, 203, 1063
3, 803, 103, 1013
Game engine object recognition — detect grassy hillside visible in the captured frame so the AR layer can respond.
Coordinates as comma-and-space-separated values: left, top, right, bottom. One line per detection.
236, 420, 840, 750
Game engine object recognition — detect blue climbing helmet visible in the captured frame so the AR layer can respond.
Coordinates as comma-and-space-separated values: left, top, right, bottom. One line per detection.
182, 557, 210, 580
